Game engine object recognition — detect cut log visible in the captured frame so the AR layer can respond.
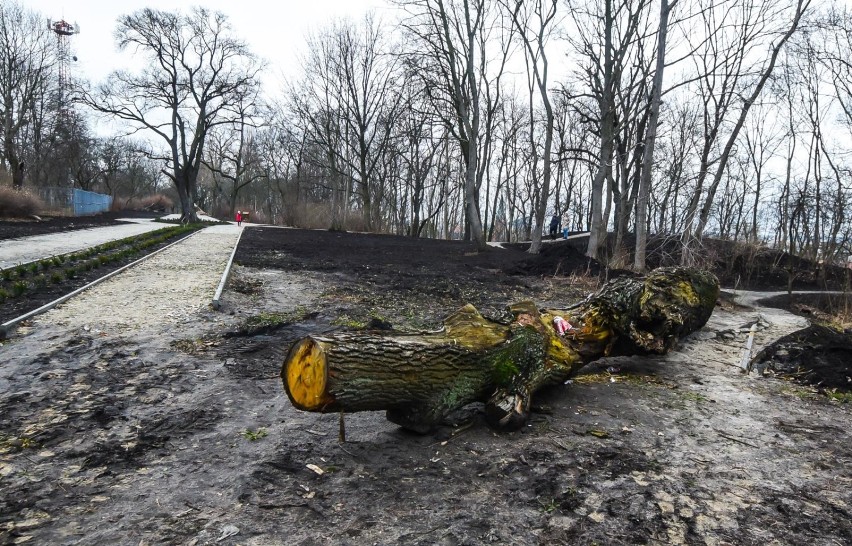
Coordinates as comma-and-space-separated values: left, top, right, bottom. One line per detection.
281, 267, 719, 433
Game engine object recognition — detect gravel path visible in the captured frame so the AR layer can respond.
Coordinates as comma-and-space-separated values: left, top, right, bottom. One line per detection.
0, 218, 169, 270
24, 224, 241, 336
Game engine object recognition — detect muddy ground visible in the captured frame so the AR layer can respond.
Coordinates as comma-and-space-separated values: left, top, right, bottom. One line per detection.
1, 226, 850, 545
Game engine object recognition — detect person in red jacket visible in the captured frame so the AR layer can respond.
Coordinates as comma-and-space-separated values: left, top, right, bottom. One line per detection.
235, 210, 242, 226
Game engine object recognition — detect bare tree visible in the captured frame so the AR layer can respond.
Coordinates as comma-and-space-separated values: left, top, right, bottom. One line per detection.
294, 14, 404, 231
0, 0, 54, 189
398, 0, 513, 250
503, 0, 560, 254
565, 0, 653, 260
80, 7, 262, 222
203, 91, 265, 216
634, 0, 679, 270
680, 0, 811, 255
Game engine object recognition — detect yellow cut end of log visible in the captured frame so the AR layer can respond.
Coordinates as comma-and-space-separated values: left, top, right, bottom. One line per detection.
282, 337, 329, 411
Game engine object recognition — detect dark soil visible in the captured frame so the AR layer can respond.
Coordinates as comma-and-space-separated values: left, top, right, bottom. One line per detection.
0, 211, 159, 241
234, 228, 598, 328
750, 292, 852, 393
642, 235, 852, 290
1, 225, 850, 545
565, 232, 852, 290
751, 324, 852, 393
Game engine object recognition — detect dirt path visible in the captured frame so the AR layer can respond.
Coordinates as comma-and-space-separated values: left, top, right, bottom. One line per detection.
0, 232, 850, 545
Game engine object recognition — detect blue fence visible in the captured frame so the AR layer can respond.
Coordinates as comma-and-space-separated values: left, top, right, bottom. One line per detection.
72, 189, 112, 215
38, 187, 112, 216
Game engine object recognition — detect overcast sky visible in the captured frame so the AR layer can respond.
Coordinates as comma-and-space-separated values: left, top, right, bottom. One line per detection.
28, 0, 392, 88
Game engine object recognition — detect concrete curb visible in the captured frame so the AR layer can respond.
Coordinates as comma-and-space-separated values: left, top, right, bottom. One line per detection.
211, 227, 244, 311
0, 230, 201, 339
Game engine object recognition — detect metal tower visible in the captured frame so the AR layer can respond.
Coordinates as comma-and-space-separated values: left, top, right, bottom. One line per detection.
48, 19, 79, 112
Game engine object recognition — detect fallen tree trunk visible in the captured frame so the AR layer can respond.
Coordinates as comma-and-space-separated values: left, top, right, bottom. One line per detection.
281, 267, 719, 432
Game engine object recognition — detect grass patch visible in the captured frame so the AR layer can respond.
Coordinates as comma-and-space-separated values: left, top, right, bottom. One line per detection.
242, 428, 268, 441
170, 337, 219, 355
245, 312, 294, 329
537, 497, 559, 513
331, 315, 368, 329
826, 389, 852, 403
681, 391, 709, 403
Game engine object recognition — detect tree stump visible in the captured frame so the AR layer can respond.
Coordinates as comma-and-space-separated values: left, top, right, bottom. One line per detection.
281, 267, 719, 432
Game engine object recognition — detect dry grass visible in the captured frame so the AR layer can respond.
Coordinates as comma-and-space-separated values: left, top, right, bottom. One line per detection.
124, 193, 174, 211
0, 186, 45, 218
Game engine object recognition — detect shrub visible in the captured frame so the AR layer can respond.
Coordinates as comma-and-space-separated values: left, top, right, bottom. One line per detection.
127, 193, 174, 212
33, 274, 47, 288
11, 281, 27, 297
0, 186, 45, 218
51, 272, 62, 284
64, 267, 76, 279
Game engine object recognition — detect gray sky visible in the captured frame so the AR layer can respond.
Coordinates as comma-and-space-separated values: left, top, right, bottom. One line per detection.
29, 0, 390, 88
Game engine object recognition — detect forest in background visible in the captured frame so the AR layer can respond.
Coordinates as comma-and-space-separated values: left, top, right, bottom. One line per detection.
1, 0, 850, 270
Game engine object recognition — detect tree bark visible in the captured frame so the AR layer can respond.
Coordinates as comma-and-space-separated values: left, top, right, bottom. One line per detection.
635, 0, 676, 271
282, 267, 719, 433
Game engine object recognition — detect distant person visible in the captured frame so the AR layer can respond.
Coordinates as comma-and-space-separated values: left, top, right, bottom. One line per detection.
562, 213, 570, 238
549, 214, 560, 240
236, 210, 242, 226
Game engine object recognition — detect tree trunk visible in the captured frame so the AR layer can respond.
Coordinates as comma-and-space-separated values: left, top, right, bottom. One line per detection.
635, 0, 675, 271
282, 267, 719, 433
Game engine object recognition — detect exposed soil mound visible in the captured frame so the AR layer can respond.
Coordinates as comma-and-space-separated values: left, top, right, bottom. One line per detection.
235, 227, 533, 273
505, 238, 635, 279
751, 325, 852, 393
643, 235, 852, 290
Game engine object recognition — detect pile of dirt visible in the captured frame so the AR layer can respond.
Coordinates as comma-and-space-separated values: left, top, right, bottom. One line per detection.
643, 235, 852, 290
518, 233, 851, 290
505, 238, 634, 279
236, 228, 624, 283
750, 324, 852, 393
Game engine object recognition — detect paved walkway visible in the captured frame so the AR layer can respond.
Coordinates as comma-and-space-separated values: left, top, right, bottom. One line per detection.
0, 218, 170, 270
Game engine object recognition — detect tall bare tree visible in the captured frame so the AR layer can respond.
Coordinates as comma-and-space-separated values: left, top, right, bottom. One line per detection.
398, 0, 511, 250
566, 0, 652, 260
290, 14, 404, 232
203, 91, 265, 216
680, 0, 811, 255
0, 0, 54, 189
504, 0, 560, 254
81, 7, 262, 222
634, 0, 678, 271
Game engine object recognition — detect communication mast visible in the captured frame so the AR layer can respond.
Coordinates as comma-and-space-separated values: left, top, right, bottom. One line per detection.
48, 19, 79, 113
